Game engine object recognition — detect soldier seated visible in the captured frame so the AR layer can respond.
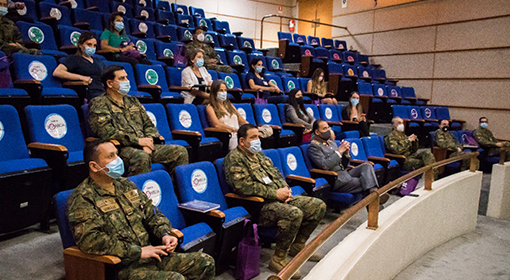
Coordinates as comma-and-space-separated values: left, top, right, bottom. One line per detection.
89, 65, 188, 176
67, 139, 215, 280
223, 124, 326, 279
434, 119, 477, 170
385, 117, 437, 177
186, 26, 233, 73
473, 117, 510, 161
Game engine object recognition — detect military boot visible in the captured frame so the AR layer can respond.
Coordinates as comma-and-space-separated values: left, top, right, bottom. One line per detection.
288, 236, 322, 262
269, 249, 302, 279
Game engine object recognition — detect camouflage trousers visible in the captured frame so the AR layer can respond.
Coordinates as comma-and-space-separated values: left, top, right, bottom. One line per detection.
119, 144, 188, 176
205, 64, 233, 73
258, 195, 326, 253
118, 251, 215, 280
403, 150, 437, 178
487, 142, 510, 160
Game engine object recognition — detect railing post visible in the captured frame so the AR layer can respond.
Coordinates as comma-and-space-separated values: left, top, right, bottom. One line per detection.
268, 276, 283, 280
366, 194, 379, 230
424, 167, 434, 191
470, 153, 479, 171
499, 149, 506, 165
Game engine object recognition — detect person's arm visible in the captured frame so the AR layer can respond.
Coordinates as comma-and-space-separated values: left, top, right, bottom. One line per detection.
88, 99, 139, 146
473, 129, 498, 148
248, 75, 273, 92
181, 67, 195, 88
53, 63, 91, 83
435, 131, 455, 149
100, 39, 121, 52
385, 134, 412, 155
308, 143, 342, 170
206, 105, 234, 132
286, 106, 311, 128
307, 80, 312, 93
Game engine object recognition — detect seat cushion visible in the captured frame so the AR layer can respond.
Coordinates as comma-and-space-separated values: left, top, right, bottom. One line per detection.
409, 122, 420, 127
41, 87, 78, 96
161, 91, 182, 98
374, 163, 384, 170
180, 222, 214, 249
222, 206, 249, 225
151, 163, 165, 171
280, 129, 295, 136
0, 158, 48, 174
67, 150, 84, 163
290, 186, 306, 196
129, 90, 152, 98
315, 177, 329, 188
389, 160, 399, 167
242, 93, 255, 99
166, 140, 189, 147
201, 137, 220, 144
329, 191, 356, 204
41, 49, 67, 57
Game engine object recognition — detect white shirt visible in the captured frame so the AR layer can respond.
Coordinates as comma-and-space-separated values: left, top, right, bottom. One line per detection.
180, 66, 212, 104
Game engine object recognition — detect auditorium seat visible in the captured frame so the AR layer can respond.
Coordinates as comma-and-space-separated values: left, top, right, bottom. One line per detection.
344, 138, 385, 186
334, 40, 347, 51
253, 103, 301, 147
38, 2, 72, 26
135, 64, 183, 103
16, 21, 68, 57
318, 104, 343, 138
361, 136, 401, 183
217, 72, 255, 103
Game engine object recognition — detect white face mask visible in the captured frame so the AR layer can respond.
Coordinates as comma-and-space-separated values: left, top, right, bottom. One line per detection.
197, 33, 205, 42
396, 124, 405, 132
217, 91, 227, 101
318, 76, 324, 82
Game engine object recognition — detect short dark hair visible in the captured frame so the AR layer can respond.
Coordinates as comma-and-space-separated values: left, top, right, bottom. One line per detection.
83, 139, 111, 166
195, 26, 206, 33
107, 12, 125, 35
101, 65, 124, 89
76, 32, 96, 55
479, 117, 488, 122
187, 48, 204, 65
439, 119, 449, 124
312, 119, 325, 134
249, 58, 264, 74
238, 123, 258, 141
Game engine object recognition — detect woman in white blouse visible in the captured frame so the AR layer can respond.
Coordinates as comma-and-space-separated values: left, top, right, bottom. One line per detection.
181, 48, 212, 104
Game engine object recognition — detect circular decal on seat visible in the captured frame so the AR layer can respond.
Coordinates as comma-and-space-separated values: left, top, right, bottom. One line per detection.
184, 30, 193, 40
287, 80, 295, 90
363, 70, 369, 78
70, 31, 81, 47
233, 55, 242, 65
304, 49, 311, 56
325, 107, 333, 119
191, 169, 207, 193
390, 89, 397, 97
377, 88, 384, 96
179, 110, 192, 128
177, 7, 183, 13
204, 34, 213, 43
69, 0, 77, 9
312, 39, 317, 44
410, 108, 418, 119
28, 27, 44, 43
306, 107, 314, 117
199, 19, 207, 27
296, 37, 304, 43
45, 113, 67, 139
163, 48, 173, 57
269, 79, 277, 87
146, 111, 157, 127
28, 61, 48, 81
271, 59, 279, 69
261, 109, 271, 123
139, 0, 147, 7
424, 108, 432, 118
50, 8, 62, 20
237, 108, 246, 119
243, 41, 252, 48
287, 154, 297, 171
18, 6, 27, 15
139, 22, 148, 33
337, 44, 344, 50
143, 180, 162, 206
333, 53, 340, 60
145, 69, 158, 85
347, 56, 354, 62
117, 5, 126, 14
351, 142, 359, 156
136, 40, 147, 54
347, 68, 354, 76
225, 76, 234, 89
0, 121, 4, 141
141, 10, 149, 19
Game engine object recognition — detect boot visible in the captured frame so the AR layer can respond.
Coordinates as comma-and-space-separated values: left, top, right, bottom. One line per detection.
269, 249, 302, 279
379, 193, 390, 205
288, 237, 322, 262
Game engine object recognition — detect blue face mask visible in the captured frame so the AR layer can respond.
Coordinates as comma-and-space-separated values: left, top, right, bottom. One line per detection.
84, 46, 96, 56
0, 7, 8, 16
256, 66, 263, 73
480, 123, 488, 128
350, 98, 359, 106
115, 21, 124, 32
248, 139, 261, 154
98, 157, 125, 179
195, 58, 204, 68
118, 80, 130, 95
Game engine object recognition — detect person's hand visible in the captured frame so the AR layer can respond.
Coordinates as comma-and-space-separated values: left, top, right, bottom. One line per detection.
142, 146, 153, 154
360, 114, 367, 122
139, 138, 154, 149
141, 245, 168, 262
162, 235, 178, 253
81, 76, 92, 84
304, 128, 311, 134
496, 142, 503, 147
457, 147, 462, 152
408, 134, 417, 142
338, 140, 349, 154
276, 187, 291, 202
9, 42, 22, 47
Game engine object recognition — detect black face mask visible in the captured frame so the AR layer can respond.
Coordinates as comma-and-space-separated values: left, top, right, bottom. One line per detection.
442, 126, 449, 132
296, 97, 303, 104
319, 130, 331, 140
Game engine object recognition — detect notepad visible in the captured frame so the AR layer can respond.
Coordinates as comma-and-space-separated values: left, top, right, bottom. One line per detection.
178, 200, 221, 213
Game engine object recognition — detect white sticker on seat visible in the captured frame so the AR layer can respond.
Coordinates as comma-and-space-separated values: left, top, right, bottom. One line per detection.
143, 180, 161, 206
351, 142, 359, 156
179, 110, 192, 128
0, 121, 4, 141
139, 22, 148, 33
50, 8, 62, 20
29, 61, 48, 81
262, 108, 271, 123
377, 88, 384, 96
306, 107, 314, 117
146, 111, 157, 127
191, 169, 207, 193
287, 154, 297, 171
45, 113, 67, 139
325, 107, 333, 120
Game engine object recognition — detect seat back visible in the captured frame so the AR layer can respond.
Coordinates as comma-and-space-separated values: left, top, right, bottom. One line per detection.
293, 34, 307, 45
400, 86, 416, 99
264, 74, 284, 92
345, 138, 368, 161
84, 0, 110, 13
227, 50, 247, 72
253, 104, 283, 126
357, 82, 373, 96
334, 40, 347, 50
358, 54, 369, 65
304, 104, 319, 120
213, 20, 230, 34
58, 25, 83, 49
361, 136, 386, 158
73, 9, 104, 31
25, 105, 85, 152
282, 77, 299, 92
112, 2, 133, 17
136, 64, 169, 89
373, 69, 386, 81
166, 104, 205, 135
421, 106, 437, 121
16, 21, 59, 52
196, 17, 212, 30
12, 53, 61, 88
196, 105, 210, 128
176, 14, 195, 29
219, 72, 243, 91
205, 32, 220, 48
129, 19, 155, 38
319, 104, 341, 122
155, 24, 178, 42
435, 107, 451, 121
207, 70, 218, 81
0, 105, 31, 161
133, 38, 157, 60
343, 51, 357, 63
329, 50, 343, 62
321, 38, 333, 48
156, 10, 176, 25
39, 2, 72, 26
134, 6, 155, 21
262, 148, 285, 175
307, 36, 321, 46
328, 62, 343, 74
299, 144, 314, 170
213, 157, 232, 195
357, 66, 372, 79
16, 0, 38, 21
167, 67, 183, 87
386, 86, 401, 98
372, 84, 387, 98
129, 170, 187, 230
189, 6, 205, 18
175, 161, 228, 211
408, 106, 423, 121
220, 34, 239, 49
342, 63, 357, 77
157, 1, 170, 10
278, 146, 311, 178
299, 78, 310, 92
232, 103, 256, 124
55, 189, 76, 249
142, 103, 173, 141
277, 103, 287, 124
278, 32, 293, 42
266, 56, 283, 71
238, 37, 255, 50
171, 3, 188, 15
392, 105, 409, 119
214, 47, 228, 65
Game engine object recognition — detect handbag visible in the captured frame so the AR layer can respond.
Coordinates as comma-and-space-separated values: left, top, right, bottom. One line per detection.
235, 219, 261, 280
393, 174, 421, 196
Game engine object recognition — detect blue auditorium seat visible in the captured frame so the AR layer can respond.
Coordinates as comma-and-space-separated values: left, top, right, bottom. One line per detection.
254, 104, 299, 147
318, 104, 343, 138
135, 64, 183, 103
344, 138, 385, 186
16, 21, 67, 57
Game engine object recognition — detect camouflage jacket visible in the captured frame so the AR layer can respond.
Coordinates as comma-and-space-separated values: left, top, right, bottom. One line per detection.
223, 148, 288, 201
434, 129, 462, 150
67, 177, 172, 265
385, 130, 418, 157
89, 94, 160, 147
185, 41, 218, 66
473, 127, 498, 148
0, 15, 23, 55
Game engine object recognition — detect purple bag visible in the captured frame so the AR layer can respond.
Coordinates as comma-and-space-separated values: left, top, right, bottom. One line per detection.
235, 220, 261, 280
0, 53, 12, 88
462, 131, 479, 147
395, 174, 421, 196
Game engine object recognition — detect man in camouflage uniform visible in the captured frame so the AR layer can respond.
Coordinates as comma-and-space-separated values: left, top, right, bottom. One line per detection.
68, 139, 215, 280
0, 10, 41, 56
385, 117, 436, 176
89, 65, 188, 176
186, 26, 233, 73
434, 119, 477, 171
473, 117, 510, 161
223, 124, 326, 279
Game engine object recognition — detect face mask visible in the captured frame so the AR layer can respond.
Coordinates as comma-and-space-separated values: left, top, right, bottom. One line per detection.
118, 80, 130, 95
441, 126, 449, 132
256, 66, 263, 73
248, 139, 261, 154
318, 76, 323, 82
195, 58, 204, 68
84, 46, 96, 56
397, 124, 405, 132
97, 157, 125, 179
0, 7, 8, 16
296, 97, 303, 104
350, 98, 359, 106
480, 123, 488, 128
319, 130, 331, 140
217, 91, 227, 101
196, 33, 205, 42
115, 21, 124, 32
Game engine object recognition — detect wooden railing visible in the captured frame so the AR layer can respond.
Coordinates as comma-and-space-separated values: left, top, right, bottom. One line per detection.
268, 151, 480, 280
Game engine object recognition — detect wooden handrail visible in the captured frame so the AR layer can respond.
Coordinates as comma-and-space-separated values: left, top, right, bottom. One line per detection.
269, 151, 479, 280
500, 149, 507, 165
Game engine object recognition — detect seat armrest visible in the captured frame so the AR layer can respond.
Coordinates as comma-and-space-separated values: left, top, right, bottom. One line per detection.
28, 142, 67, 152
310, 168, 338, 176
64, 246, 121, 264
384, 153, 406, 159
224, 193, 263, 222
282, 123, 305, 128
62, 81, 88, 86
341, 120, 359, 125
73, 22, 90, 30
265, 125, 281, 130
367, 156, 390, 163
451, 119, 466, 123
207, 209, 225, 219
327, 121, 343, 126
350, 159, 374, 165
204, 127, 232, 133
170, 228, 184, 244
154, 136, 165, 144
171, 130, 201, 137
180, 208, 226, 234
14, 79, 41, 85
225, 193, 265, 203
286, 174, 315, 184
168, 86, 192, 92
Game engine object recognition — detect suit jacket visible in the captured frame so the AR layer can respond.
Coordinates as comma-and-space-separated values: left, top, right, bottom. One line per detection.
308, 139, 351, 181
